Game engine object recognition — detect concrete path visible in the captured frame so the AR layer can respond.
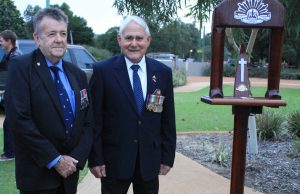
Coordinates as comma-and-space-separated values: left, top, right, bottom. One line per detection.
77, 153, 261, 194
174, 76, 300, 93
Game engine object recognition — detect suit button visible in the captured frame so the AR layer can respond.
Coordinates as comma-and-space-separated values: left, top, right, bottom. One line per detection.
138, 121, 142, 125
133, 139, 138, 143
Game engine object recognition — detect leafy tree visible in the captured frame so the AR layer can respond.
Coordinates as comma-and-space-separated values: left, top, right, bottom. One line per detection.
55, 3, 94, 45
112, 0, 258, 61
113, 0, 300, 68
23, 5, 41, 38
150, 20, 200, 59
23, 2, 94, 45
96, 27, 120, 55
0, 0, 27, 38
280, 0, 300, 68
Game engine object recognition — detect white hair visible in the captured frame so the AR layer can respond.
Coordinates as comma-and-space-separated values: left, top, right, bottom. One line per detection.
118, 15, 151, 36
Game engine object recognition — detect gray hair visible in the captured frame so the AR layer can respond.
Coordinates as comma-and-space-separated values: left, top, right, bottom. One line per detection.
33, 8, 68, 35
118, 15, 151, 36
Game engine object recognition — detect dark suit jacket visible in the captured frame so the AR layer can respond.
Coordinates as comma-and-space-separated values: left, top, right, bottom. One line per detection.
5, 49, 93, 193
88, 55, 176, 181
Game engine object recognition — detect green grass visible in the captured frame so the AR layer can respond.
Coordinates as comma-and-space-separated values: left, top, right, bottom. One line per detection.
0, 128, 18, 194
175, 85, 300, 131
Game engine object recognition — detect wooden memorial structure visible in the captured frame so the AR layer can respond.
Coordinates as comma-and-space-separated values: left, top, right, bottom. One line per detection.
201, 0, 286, 193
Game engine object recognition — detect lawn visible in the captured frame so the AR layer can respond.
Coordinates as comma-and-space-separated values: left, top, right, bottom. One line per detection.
0, 127, 18, 194
175, 85, 300, 132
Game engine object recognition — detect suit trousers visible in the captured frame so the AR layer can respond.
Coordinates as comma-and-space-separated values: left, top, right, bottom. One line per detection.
20, 180, 67, 194
3, 117, 15, 158
101, 154, 159, 194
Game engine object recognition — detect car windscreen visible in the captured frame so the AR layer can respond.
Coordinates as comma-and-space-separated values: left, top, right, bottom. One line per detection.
71, 48, 95, 69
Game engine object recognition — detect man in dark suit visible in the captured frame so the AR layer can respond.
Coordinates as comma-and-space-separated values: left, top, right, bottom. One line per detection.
0, 29, 22, 161
5, 8, 92, 194
88, 16, 176, 194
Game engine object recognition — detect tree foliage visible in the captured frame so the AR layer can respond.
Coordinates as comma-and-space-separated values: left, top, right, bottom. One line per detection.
54, 3, 94, 45
96, 21, 200, 59
22, 2, 95, 45
96, 27, 120, 55
23, 5, 41, 38
0, 0, 27, 38
150, 20, 200, 59
113, 0, 300, 67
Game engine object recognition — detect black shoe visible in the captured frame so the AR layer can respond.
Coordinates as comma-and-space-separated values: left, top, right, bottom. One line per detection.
0, 154, 15, 161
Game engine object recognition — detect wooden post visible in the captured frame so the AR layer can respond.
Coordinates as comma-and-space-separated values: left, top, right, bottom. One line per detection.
230, 107, 249, 194
202, 1, 286, 193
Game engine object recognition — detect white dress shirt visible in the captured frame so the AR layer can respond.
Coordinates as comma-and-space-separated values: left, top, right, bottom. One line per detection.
125, 56, 147, 100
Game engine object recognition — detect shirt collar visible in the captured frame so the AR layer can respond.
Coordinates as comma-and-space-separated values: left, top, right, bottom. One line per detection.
46, 58, 64, 72
125, 56, 146, 73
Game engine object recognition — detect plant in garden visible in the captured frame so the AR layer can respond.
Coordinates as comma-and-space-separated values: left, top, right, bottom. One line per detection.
256, 110, 285, 141
287, 110, 300, 137
294, 140, 300, 153
172, 69, 187, 87
211, 141, 229, 166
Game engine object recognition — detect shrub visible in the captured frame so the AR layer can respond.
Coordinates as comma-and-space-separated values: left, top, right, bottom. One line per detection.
203, 64, 235, 77
249, 67, 268, 78
202, 64, 211, 76
256, 110, 285, 141
294, 140, 300, 152
287, 110, 300, 137
280, 69, 300, 80
223, 64, 236, 77
289, 140, 300, 157
172, 69, 187, 87
84, 45, 112, 61
211, 141, 229, 166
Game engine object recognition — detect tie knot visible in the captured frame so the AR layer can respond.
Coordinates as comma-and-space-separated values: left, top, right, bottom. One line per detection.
49, 66, 60, 75
131, 64, 140, 72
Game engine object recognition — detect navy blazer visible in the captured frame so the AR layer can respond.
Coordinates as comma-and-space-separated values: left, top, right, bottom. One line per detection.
88, 55, 176, 181
5, 49, 93, 193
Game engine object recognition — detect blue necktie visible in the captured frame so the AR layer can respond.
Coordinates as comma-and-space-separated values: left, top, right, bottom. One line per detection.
131, 65, 144, 114
49, 66, 74, 139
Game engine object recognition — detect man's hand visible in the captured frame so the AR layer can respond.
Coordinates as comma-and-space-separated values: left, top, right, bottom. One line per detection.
90, 165, 106, 178
55, 155, 78, 178
159, 164, 171, 175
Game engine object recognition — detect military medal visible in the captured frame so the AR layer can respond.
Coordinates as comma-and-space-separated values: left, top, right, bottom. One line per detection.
146, 89, 165, 113
152, 75, 156, 83
80, 88, 89, 110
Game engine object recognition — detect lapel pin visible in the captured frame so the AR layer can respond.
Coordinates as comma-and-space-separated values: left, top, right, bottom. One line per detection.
37, 62, 40, 66
152, 75, 156, 82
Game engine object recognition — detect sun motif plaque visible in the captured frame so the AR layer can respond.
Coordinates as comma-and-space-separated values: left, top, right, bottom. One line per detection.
234, 0, 272, 24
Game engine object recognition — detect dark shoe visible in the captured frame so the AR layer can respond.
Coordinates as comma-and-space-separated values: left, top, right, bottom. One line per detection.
0, 154, 15, 161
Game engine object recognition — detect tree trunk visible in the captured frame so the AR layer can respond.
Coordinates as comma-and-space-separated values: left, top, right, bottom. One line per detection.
225, 28, 239, 54
225, 28, 259, 62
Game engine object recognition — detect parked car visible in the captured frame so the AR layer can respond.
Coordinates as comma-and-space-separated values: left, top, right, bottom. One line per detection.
0, 39, 97, 108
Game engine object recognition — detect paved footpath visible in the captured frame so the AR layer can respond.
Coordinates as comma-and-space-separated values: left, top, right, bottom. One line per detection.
174, 76, 300, 93
78, 153, 261, 194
